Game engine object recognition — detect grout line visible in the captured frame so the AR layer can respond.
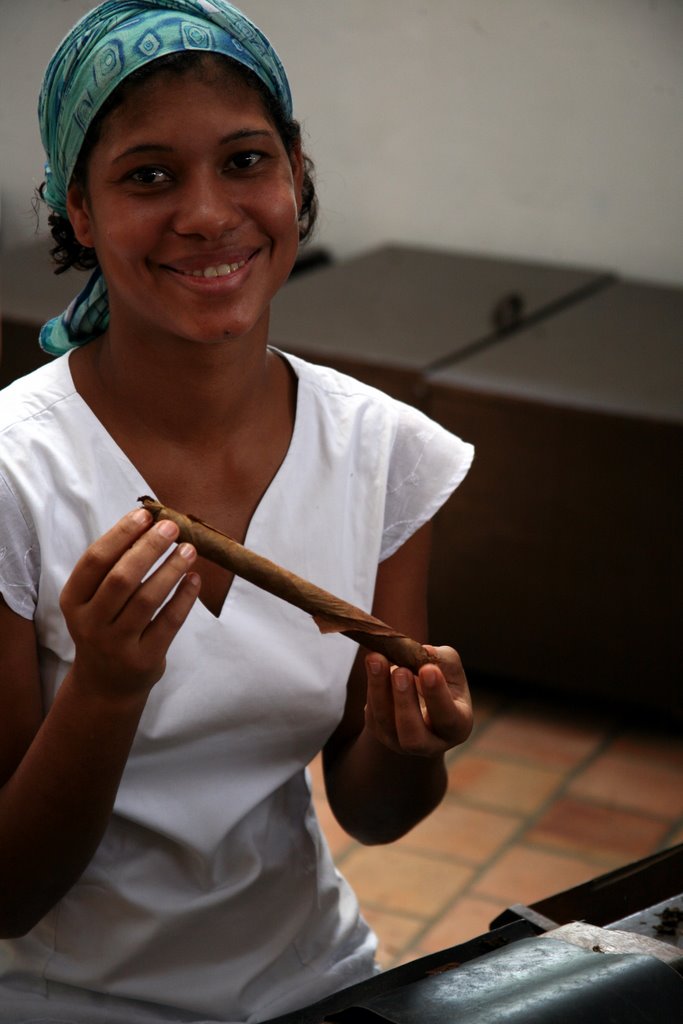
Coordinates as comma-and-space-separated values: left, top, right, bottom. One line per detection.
386, 721, 629, 960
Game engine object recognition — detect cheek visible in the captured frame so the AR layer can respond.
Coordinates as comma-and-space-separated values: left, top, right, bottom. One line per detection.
91, 211, 155, 266
264, 174, 302, 229
270, 188, 302, 246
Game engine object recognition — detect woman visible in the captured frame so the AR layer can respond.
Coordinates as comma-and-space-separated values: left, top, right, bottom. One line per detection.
0, 2, 474, 1021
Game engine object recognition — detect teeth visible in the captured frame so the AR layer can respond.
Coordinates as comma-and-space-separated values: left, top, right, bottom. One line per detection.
190, 260, 246, 278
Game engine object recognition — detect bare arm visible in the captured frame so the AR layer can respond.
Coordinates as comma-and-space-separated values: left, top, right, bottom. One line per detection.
0, 509, 199, 937
323, 522, 473, 845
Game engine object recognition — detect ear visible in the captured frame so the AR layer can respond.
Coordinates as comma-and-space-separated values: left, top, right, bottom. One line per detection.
66, 181, 96, 249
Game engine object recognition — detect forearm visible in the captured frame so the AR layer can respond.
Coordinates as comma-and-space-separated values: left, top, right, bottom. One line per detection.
0, 512, 199, 938
324, 727, 447, 845
0, 668, 147, 937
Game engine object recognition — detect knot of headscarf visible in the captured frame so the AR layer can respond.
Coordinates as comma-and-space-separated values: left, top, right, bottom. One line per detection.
37, 0, 293, 356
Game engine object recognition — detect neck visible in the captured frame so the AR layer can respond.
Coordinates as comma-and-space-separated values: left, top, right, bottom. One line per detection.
76, 317, 275, 451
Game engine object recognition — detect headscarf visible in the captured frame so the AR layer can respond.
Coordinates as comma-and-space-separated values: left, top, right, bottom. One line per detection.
37, 0, 293, 356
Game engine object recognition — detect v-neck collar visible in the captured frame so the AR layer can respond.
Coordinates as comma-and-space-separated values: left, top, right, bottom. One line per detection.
61, 347, 306, 620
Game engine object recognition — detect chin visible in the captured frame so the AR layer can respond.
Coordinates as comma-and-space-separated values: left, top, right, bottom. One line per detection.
182, 321, 260, 346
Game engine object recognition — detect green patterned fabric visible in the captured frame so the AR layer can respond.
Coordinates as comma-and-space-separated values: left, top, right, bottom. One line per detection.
38, 0, 293, 356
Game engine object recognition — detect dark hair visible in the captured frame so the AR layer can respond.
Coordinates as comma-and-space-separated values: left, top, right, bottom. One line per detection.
40, 51, 318, 274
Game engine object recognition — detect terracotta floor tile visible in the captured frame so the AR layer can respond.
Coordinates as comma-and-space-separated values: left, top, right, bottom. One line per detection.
394, 796, 520, 864
526, 796, 670, 864
360, 907, 424, 969
469, 708, 606, 769
309, 696, 680, 965
411, 896, 508, 955
307, 754, 325, 793
569, 751, 683, 819
448, 754, 564, 815
341, 845, 473, 918
472, 845, 599, 905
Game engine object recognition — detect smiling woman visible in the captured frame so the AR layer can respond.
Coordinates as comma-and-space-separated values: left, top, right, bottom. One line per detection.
66, 63, 304, 349
0, 2, 474, 1023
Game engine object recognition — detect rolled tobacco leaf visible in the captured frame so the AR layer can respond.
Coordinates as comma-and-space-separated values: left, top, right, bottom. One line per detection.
139, 496, 436, 673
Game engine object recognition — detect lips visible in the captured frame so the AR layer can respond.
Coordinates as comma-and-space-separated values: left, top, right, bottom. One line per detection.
162, 249, 257, 278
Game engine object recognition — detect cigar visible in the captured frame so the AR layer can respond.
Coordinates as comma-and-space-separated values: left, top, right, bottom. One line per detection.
139, 496, 436, 673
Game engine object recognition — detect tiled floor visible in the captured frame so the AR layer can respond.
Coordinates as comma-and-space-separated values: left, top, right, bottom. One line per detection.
308, 679, 683, 969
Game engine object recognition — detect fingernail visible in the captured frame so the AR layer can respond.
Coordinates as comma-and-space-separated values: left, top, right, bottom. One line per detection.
178, 543, 195, 560
393, 670, 411, 692
368, 658, 382, 676
157, 519, 178, 539
132, 508, 150, 525
422, 666, 439, 689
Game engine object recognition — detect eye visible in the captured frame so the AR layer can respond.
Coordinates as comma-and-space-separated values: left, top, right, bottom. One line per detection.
228, 150, 264, 170
128, 166, 171, 186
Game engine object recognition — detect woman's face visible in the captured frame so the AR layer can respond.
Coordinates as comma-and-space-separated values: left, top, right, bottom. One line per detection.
66, 64, 303, 349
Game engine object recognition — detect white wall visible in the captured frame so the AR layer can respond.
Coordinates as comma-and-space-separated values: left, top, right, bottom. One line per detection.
1, 0, 681, 285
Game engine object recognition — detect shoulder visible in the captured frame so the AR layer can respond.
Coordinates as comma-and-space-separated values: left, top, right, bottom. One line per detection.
276, 351, 474, 561
282, 349, 395, 410
281, 349, 474, 474
280, 348, 433, 439
0, 355, 76, 438
0, 355, 85, 522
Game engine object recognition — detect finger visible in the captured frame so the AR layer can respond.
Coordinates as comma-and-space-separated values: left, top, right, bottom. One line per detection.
61, 508, 153, 608
141, 570, 202, 654
391, 666, 433, 753
81, 518, 185, 625
364, 655, 398, 743
424, 645, 469, 694
419, 662, 473, 745
114, 540, 198, 631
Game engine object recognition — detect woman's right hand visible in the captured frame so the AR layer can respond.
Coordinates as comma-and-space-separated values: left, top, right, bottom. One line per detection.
60, 507, 200, 701
0, 507, 200, 935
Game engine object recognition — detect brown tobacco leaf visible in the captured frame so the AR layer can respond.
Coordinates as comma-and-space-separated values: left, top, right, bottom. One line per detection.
139, 496, 436, 673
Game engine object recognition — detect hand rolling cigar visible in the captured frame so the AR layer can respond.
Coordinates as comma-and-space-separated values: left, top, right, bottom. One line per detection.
139, 496, 437, 673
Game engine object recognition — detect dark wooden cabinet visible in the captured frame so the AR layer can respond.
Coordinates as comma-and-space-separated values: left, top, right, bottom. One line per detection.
0, 240, 76, 387
424, 281, 682, 713
270, 243, 610, 405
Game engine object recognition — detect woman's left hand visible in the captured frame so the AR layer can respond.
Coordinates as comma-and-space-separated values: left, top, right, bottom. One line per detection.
364, 645, 473, 758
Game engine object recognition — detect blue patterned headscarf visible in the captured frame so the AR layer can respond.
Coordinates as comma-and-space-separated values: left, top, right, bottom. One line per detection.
38, 0, 293, 356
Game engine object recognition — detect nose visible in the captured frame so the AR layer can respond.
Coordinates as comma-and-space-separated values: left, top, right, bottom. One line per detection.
171, 170, 241, 239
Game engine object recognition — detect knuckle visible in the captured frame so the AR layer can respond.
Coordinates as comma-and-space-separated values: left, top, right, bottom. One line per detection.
106, 565, 132, 594
79, 546, 107, 575
135, 591, 160, 618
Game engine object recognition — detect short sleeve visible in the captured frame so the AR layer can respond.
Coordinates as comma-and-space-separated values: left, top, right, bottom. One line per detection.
381, 404, 474, 561
0, 471, 39, 618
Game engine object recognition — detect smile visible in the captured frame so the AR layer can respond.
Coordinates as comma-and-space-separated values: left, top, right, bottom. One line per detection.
186, 260, 247, 278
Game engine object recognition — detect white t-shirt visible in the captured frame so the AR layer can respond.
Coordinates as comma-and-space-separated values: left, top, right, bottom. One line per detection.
0, 350, 473, 1022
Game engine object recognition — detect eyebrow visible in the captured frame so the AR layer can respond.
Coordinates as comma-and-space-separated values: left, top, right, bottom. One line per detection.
112, 128, 275, 164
